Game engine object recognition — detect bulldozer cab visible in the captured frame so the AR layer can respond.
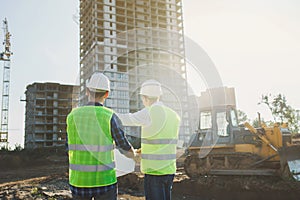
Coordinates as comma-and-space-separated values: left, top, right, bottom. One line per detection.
198, 105, 239, 145
189, 87, 239, 147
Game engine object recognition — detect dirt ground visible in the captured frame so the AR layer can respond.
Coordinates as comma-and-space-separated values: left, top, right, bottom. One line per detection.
1, 146, 300, 200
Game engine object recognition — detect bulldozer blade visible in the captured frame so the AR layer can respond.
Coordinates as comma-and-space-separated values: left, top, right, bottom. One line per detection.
278, 145, 300, 181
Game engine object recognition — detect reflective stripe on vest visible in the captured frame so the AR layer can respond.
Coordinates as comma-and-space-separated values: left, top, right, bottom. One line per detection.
142, 154, 176, 160
69, 162, 115, 172
68, 144, 114, 152
141, 138, 177, 145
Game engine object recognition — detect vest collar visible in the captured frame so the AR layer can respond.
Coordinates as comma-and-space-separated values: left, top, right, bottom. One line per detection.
87, 102, 103, 106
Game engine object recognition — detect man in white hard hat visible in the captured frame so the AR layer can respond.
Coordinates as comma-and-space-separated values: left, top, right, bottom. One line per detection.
117, 79, 181, 200
66, 72, 136, 200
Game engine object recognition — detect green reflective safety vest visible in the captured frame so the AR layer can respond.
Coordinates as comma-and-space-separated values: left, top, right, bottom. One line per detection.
67, 106, 116, 187
141, 104, 180, 175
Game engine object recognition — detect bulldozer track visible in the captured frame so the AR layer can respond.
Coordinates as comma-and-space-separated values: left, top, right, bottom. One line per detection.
184, 152, 282, 179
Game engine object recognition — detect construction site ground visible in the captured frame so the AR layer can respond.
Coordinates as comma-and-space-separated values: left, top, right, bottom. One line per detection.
1, 144, 300, 200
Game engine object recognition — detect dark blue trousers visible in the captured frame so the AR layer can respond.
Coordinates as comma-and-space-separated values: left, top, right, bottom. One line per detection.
144, 174, 175, 200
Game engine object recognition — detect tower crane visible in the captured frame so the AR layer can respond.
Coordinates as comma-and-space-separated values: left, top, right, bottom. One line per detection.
0, 18, 12, 149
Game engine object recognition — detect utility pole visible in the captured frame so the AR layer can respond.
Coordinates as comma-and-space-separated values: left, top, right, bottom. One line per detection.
0, 18, 12, 149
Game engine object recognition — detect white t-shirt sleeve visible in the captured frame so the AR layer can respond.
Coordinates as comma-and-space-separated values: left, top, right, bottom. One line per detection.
116, 108, 151, 127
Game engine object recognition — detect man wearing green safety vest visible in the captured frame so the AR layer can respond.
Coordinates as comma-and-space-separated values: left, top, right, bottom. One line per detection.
66, 72, 136, 200
117, 79, 181, 200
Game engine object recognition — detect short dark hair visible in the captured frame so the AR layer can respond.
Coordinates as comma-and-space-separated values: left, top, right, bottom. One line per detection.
87, 88, 107, 98
142, 95, 159, 102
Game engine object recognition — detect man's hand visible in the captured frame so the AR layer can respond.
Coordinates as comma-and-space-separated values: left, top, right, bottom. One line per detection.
133, 148, 141, 163
120, 147, 135, 159
121, 147, 141, 163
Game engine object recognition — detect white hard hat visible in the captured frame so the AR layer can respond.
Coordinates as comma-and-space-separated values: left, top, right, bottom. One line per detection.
86, 72, 110, 92
140, 79, 162, 97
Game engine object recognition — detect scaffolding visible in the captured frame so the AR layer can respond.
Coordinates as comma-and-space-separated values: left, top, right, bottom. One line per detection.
79, 0, 191, 143
0, 18, 12, 149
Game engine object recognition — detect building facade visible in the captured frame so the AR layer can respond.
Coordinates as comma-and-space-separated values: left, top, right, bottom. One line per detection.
79, 0, 191, 144
24, 82, 79, 149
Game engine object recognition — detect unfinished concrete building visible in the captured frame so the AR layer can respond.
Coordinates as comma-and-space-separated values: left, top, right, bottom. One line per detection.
79, 0, 191, 144
24, 83, 79, 149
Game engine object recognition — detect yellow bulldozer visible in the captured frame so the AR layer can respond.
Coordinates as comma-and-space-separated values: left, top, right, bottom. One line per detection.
184, 87, 300, 181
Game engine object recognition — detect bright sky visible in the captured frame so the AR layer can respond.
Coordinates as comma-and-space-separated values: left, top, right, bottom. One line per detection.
0, 0, 299, 148
183, 0, 300, 119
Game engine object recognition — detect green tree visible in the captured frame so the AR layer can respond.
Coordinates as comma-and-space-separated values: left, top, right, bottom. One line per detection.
251, 116, 274, 128
237, 109, 249, 125
251, 118, 260, 128
259, 94, 299, 133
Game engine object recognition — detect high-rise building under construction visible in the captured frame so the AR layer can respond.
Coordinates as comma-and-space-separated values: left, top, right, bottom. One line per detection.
79, 0, 191, 143
24, 83, 79, 148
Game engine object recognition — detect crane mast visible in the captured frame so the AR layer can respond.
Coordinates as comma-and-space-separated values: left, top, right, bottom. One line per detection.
0, 18, 12, 149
